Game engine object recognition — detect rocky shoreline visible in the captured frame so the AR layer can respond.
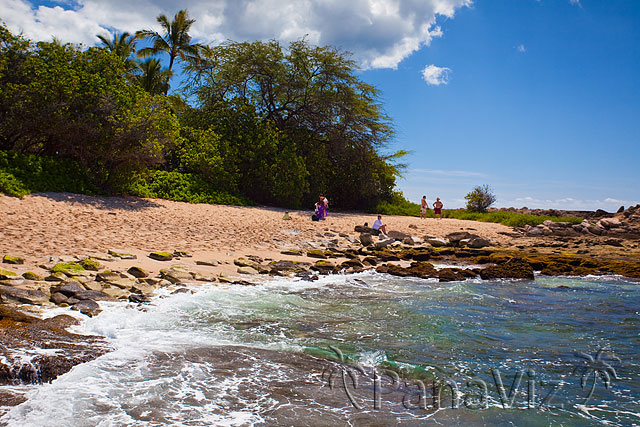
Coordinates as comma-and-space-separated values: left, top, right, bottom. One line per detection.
1, 203, 639, 412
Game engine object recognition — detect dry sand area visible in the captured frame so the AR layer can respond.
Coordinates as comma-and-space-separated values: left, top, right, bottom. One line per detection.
1, 193, 515, 278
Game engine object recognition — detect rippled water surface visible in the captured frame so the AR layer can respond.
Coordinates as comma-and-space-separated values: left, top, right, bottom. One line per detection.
2, 273, 639, 426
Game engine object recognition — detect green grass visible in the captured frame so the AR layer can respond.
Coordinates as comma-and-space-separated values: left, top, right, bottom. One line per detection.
374, 196, 581, 227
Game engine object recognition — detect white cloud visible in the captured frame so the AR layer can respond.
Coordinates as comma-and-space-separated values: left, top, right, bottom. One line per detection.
517, 44, 526, 52
0, 0, 472, 69
569, 0, 582, 7
421, 64, 451, 85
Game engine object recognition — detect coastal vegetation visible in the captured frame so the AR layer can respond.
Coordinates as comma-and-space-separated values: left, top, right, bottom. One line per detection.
375, 194, 581, 227
0, 12, 403, 210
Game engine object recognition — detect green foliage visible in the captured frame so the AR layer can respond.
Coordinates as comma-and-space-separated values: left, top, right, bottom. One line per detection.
189, 38, 403, 210
0, 170, 29, 197
126, 170, 250, 206
441, 209, 582, 227
465, 184, 496, 212
374, 191, 420, 216
0, 150, 91, 197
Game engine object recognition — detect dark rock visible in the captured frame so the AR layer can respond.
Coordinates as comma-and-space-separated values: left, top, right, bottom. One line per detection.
127, 266, 148, 278
355, 225, 380, 235
74, 289, 110, 301
603, 239, 624, 247
269, 260, 307, 274
71, 300, 101, 317
479, 258, 534, 280
362, 257, 378, 266
51, 282, 85, 298
359, 233, 374, 247
50, 292, 69, 305
340, 259, 364, 268
387, 231, 410, 240
467, 238, 491, 249
446, 232, 478, 246
129, 294, 151, 303
0, 286, 49, 305
374, 238, 395, 249
617, 206, 625, 213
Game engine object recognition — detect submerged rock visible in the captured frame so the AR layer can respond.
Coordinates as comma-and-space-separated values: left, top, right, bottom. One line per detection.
479, 258, 534, 280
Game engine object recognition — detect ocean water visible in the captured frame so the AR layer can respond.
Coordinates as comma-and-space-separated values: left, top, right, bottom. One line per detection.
1, 272, 639, 426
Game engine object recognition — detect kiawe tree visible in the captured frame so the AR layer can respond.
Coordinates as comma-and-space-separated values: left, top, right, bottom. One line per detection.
187, 38, 403, 209
135, 9, 201, 94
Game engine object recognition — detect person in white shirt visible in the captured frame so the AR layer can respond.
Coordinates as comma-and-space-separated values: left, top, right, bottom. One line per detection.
372, 215, 387, 235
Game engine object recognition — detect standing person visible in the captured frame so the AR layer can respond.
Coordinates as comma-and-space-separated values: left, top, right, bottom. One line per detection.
433, 197, 443, 220
372, 215, 388, 235
321, 195, 329, 216
420, 195, 428, 219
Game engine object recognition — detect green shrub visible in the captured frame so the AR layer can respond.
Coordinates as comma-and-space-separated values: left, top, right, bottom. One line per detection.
0, 150, 92, 197
465, 185, 496, 212
127, 170, 251, 206
442, 209, 581, 227
373, 191, 421, 216
0, 170, 29, 197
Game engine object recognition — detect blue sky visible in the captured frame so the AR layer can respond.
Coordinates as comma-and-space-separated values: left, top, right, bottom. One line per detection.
2, 0, 639, 210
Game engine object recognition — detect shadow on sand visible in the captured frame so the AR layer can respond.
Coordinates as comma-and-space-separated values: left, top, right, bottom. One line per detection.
34, 192, 163, 211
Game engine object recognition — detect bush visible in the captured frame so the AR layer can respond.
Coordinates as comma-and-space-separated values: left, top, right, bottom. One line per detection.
373, 191, 421, 216
126, 170, 251, 206
465, 185, 496, 212
442, 209, 581, 227
0, 150, 92, 197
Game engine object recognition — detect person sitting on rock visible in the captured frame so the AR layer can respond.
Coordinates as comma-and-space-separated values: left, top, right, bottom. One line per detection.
372, 215, 387, 235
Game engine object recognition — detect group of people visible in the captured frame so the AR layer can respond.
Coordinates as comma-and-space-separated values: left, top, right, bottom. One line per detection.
421, 195, 443, 219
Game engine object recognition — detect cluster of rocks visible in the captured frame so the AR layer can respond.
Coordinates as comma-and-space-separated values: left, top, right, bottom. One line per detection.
0, 250, 220, 318
520, 205, 640, 240
355, 227, 492, 250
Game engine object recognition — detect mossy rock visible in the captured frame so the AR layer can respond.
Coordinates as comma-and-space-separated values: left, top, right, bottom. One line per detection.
79, 258, 101, 271
314, 260, 334, 267
127, 266, 148, 278
50, 262, 85, 275
0, 268, 18, 280
306, 250, 328, 259
280, 249, 303, 256
3, 254, 24, 265
148, 252, 173, 261
22, 271, 43, 281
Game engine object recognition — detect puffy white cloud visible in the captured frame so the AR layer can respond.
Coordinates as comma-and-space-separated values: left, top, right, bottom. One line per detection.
569, 0, 582, 7
0, 0, 472, 68
517, 44, 526, 52
421, 64, 451, 85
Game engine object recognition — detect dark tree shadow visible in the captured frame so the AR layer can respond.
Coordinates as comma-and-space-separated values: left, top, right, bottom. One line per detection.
34, 192, 163, 211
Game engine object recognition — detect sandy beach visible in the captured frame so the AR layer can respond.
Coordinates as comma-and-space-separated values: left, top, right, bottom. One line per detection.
1, 192, 516, 279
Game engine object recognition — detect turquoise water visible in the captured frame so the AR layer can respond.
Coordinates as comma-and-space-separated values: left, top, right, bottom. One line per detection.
2, 273, 639, 425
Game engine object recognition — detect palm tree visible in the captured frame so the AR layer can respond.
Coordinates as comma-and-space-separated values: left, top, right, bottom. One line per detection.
132, 58, 172, 95
135, 9, 201, 93
97, 31, 138, 72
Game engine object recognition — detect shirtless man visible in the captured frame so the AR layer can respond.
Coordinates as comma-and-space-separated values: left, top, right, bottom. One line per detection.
420, 195, 428, 219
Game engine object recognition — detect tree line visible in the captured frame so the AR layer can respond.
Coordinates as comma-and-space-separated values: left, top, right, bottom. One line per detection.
0, 10, 406, 209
